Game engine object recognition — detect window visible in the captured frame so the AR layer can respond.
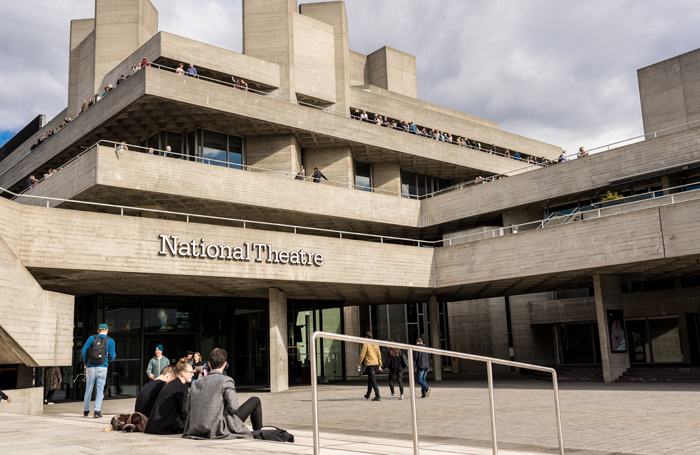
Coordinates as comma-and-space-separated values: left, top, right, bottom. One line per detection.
229, 136, 243, 169
355, 161, 371, 191
202, 130, 227, 167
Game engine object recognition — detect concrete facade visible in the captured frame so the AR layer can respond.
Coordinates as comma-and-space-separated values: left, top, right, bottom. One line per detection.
3, 1, 700, 396
638, 47, 700, 136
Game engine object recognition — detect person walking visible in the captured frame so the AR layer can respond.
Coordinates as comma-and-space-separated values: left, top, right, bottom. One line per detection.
81, 323, 117, 418
357, 331, 383, 401
146, 345, 170, 381
384, 339, 405, 399
44, 367, 62, 404
413, 338, 431, 398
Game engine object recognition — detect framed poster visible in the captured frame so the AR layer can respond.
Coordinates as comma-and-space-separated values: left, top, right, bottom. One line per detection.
607, 310, 627, 353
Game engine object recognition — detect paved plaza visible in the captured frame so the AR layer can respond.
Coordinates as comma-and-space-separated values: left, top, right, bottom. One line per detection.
2, 375, 699, 455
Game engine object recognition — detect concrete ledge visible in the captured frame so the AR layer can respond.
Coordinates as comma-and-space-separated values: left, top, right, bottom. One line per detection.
0, 387, 44, 415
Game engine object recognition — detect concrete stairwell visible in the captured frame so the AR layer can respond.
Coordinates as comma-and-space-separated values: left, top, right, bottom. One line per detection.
0, 234, 73, 367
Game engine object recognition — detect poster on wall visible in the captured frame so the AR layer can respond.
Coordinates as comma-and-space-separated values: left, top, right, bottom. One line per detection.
608, 310, 627, 353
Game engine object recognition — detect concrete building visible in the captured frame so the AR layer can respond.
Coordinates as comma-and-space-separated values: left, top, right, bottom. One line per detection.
2, 0, 700, 412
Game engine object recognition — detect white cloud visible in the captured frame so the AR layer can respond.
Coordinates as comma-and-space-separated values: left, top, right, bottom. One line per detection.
1, 0, 699, 155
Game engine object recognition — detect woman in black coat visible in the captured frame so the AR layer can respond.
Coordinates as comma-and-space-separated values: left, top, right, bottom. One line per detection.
384, 339, 405, 399
144, 358, 194, 434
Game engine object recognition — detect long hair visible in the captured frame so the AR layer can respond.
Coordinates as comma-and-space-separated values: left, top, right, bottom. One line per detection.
388, 339, 400, 357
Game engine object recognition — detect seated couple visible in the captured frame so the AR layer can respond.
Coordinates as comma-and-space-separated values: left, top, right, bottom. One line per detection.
139, 348, 263, 438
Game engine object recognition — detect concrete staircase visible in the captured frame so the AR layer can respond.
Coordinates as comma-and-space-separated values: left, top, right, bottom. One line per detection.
616, 364, 700, 383
521, 365, 604, 382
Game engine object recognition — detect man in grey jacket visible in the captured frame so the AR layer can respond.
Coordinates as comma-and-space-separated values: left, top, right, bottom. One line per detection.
182, 348, 263, 439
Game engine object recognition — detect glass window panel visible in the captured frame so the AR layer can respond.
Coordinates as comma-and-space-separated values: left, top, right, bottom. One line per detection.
166, 131, 183, 158
355, 161, 371, 191
320, 308, 343, 382
143, 297, 199, 333
401, 170, 417, 198
103, 296, 141, 397
234, 302, 268, 386
556, 323, 596, 364
147, 133, 160, 154
388, 304, 407, 344
417, 174, 427, 197
359, 306, 371, 337
649, 318, 683, 363
228, 135, 243, 169
437, 178, 452, 191
187, 130, 196, 161
202, 130, 227, 167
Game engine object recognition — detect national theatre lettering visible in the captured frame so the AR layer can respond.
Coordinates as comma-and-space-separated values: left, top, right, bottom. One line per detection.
158, 235, 324, 266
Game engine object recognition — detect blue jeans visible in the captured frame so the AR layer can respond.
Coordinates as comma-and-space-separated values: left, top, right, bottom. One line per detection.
416, 369, 429, 396
84, 367, 108, 412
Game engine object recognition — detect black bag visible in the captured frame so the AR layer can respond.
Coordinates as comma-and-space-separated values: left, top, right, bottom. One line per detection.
401, 353, 408, 369
87, 335, 110, 365
252, 426, 295, 443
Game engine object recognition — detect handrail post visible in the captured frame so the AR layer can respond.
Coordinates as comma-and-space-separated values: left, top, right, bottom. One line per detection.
408, 348, 420, 455
552, 370, 565, 455
311, 333, 320, 454
487, 360, 498, 454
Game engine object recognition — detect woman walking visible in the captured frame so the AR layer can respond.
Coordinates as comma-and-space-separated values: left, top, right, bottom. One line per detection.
384, 339, 405, 399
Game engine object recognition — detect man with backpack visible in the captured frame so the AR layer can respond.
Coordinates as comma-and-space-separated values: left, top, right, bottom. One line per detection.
81, 323, 117, 418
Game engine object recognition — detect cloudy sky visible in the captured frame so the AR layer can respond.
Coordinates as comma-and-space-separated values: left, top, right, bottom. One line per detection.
1, 0, 699, 154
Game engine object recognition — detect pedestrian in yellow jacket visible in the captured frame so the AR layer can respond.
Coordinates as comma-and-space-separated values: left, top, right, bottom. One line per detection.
357, 332, 383, 401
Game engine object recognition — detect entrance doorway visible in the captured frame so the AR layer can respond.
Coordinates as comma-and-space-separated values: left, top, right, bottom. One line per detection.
554, 322, 601, 364
626, 317, 683, 363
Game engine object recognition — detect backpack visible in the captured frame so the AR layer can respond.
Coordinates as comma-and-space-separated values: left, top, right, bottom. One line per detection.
111, 412, 148, 432
251, 426, 295, 443
87, 335, 110, 365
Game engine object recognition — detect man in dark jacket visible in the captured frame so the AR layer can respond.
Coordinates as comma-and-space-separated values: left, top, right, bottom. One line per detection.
144, 359, 192, 434
135, 365, 174, 418
413, 338, 431, 398
183, 348, 263, 439
311, 167, 328, 183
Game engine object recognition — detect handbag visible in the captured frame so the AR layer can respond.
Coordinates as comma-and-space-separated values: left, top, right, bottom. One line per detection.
252, 426, 295, 443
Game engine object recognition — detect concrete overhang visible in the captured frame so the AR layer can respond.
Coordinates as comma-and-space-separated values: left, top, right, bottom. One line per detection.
0, 67, 533, 196
19, 146, 425, 238
421, 126, 700, 227
350, 86, 562, 160
5, 191, 700, 305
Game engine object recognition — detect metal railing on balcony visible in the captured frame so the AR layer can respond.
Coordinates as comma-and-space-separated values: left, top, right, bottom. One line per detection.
309, 332, 564, 455
7, 171, 700, 249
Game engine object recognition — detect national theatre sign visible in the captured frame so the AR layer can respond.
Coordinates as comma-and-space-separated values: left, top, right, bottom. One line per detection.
158, 235, 324, 266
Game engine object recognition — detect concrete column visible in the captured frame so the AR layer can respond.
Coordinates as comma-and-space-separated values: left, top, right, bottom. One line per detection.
428, 295, 442, 381
299, 2, 351, 116
343, 306, 361, 377
67, 19, 95, 118
269, 288, 288, 393
372, 161, 401, 196
661, 175, 680, 195
246, 134, 302, 176
304, 146, 354, 185
593, 275, 631, 383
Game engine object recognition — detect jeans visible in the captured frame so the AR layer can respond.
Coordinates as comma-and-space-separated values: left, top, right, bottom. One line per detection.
365, 365, 380, 398
84, 367, 108, 412
416, 369, 429, 396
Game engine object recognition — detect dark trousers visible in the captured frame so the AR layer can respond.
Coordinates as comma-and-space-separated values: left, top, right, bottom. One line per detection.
45, 389, 55, 402
365, 365, 380, 397
388, 368, 404, 395
235, 397, 263, 431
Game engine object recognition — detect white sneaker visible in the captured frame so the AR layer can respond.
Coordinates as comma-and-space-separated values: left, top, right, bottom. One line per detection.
389, 395, 395, 398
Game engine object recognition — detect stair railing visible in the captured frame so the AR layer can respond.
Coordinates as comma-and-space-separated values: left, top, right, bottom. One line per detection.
310, 331, 565, 455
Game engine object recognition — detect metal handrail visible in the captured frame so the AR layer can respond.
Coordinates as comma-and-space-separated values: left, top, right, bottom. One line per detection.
151, 61, 548, 167
309, 332, 564, 455
349, 114, 548, 166
12, 138, 536, 201
8, 175, 699, 249
575, 118, 700, 157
